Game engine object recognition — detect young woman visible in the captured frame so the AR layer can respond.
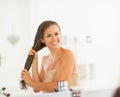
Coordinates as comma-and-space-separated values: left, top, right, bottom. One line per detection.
21, 20, 79, 93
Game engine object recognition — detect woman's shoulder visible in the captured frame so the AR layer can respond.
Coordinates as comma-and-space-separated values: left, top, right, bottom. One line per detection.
41, 55, 49, 67
62, 47, 74, 53
42, 55, 49, 60
61, 47, 76, 65
61, 47, 75, 57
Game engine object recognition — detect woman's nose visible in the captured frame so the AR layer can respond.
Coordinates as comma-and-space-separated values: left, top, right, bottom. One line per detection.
52, 35, 57, 41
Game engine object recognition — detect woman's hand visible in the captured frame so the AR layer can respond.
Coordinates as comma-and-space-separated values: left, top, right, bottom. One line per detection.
21, 69, 33, 85
28, 49, 38, 65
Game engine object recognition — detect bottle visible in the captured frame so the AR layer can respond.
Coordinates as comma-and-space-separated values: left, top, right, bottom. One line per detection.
57, 81, 68, 92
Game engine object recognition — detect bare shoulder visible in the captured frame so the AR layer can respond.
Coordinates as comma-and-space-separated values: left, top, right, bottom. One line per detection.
41, 55, 49, 66
61, 48, 76, 66
42, 55, 49, 61
62, 48, 75, 58
42, 55, 48, 60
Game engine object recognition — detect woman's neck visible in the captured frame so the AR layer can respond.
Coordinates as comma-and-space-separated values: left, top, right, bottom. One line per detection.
49, 47, 62, 58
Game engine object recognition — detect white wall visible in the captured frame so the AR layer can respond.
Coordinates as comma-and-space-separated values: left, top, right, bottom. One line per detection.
0, 0, 120, 96
0, 0, 32, 95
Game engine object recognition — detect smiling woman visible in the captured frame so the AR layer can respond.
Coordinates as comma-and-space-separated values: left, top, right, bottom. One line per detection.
20, 20, 79, 93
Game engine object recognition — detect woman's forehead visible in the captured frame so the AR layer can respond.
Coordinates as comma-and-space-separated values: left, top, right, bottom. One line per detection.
44, 25, 60, 34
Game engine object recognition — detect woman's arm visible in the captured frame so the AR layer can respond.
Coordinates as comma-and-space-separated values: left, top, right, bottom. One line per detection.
29, 49, 76, 92
29, 49, 40, 92
32, 63, 40, 92
29, 81, 57, 92
54, 49, 76, 81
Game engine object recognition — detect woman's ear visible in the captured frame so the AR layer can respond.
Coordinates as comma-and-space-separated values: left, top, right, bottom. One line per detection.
40, 38, 45, 43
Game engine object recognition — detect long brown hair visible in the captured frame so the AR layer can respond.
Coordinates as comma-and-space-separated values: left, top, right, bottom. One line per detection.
32, 20, 61, 51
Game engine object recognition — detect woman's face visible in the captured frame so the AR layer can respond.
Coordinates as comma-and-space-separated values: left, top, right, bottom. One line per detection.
41, 25, 62, 49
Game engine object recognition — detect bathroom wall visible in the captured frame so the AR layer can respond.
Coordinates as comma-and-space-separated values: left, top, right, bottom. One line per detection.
0, 0, 120, 96
0, 0, 32, 94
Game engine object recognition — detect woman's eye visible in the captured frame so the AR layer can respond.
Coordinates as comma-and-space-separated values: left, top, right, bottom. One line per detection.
47, 34, 51, 37
55, 32, 59, 36
46, 32, 59, 37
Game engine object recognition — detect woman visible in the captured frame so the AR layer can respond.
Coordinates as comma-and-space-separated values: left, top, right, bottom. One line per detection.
21, 20, 79, 93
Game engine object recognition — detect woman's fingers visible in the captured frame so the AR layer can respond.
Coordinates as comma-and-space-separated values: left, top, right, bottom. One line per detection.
28, 49, 38, 58
21, 69, 33, 85
31, 49, 36, 53
28, 49, 35, 55
21, 69, 28, 79
30, 49, 38, 61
